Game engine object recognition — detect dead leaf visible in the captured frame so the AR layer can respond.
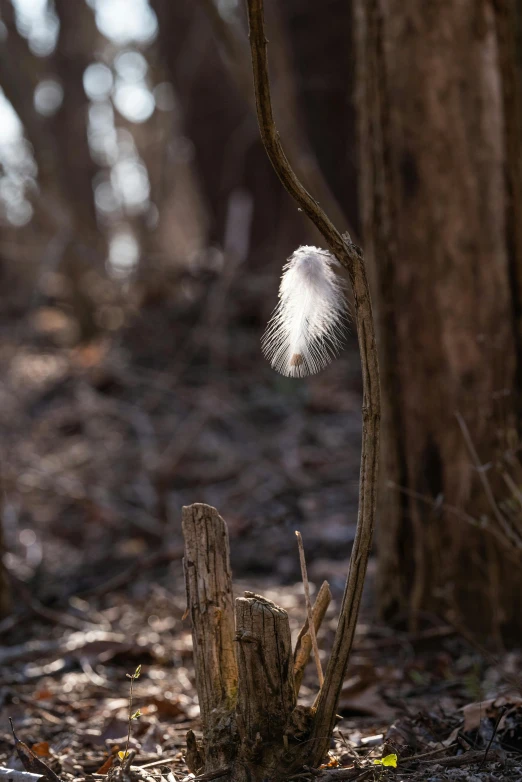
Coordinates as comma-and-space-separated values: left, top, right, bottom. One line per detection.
462, 694, 522, 732
34, 690, 53, 702
442, 726, 460, 747
96, 756, 114, 775
31, 743, 51, 758
10, 721, 61, 782
150, 697, 185, 719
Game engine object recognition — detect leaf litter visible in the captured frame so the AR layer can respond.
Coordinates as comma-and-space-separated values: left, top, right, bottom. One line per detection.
0, 288, 521, 781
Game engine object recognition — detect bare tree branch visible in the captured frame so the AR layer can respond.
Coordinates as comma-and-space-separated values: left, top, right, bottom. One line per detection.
245, 0, 381, 765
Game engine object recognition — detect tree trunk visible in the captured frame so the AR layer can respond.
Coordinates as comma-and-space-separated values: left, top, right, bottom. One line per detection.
279, 0, 359, 232
354, 0, 522, 644
1, 0, 107, 340
0, 525, 10, 618
150, 0, 307, 263
50, 0, 106, 340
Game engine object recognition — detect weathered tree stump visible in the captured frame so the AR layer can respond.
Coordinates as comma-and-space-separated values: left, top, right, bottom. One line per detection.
181, 504, 328, 781
234, 593, 296, 780
182, 504, 238, 772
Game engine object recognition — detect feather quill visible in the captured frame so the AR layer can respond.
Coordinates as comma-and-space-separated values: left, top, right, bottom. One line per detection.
262, 245, 348, 377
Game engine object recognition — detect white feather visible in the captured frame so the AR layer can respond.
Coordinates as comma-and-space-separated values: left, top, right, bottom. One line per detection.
261, 245, 348, 378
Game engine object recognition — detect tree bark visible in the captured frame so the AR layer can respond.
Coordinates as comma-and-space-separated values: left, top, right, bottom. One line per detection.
181, 505, 335, 780
50, 0, 106, 340
493, 0, 522, 381
51, 0, 100, 235
355, 0, 522, 643
182, 504, 238, 772
234, 593, 296, 782
0, 522, 10, 618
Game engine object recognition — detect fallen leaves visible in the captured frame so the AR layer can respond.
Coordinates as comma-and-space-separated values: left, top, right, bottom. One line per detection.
30, 745, 51, 759
10, 722, 61, 782
462, 693, 522, 733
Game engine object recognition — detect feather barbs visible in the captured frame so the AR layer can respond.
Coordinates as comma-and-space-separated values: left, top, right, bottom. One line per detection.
261, 245, 348, 378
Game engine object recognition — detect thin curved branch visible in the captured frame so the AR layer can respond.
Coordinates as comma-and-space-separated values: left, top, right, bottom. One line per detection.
246, 0, 381, 765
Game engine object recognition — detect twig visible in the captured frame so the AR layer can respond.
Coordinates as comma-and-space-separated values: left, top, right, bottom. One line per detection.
6, 570, 98, 631
294, 580, 332, 694
500, 470, 522, 534
138, 758, 182, 770
387, 480, 522, 562
456, 411, 522, 548
480, 705, 506, 768
295, 532, 324, 687
246, 0, 380, 765
403, 745, 456, 763
183, 770, 229, 782
420, 749, 501, 768
501, 469, 522, 510
316, 769, 372, 782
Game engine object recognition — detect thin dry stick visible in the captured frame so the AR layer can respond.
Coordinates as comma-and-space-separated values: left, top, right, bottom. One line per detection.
294, 580, 332, 695
500, 470, 522, 535
501, 469, 522, 511
387, 480, 522, 561
456, 411, 522, 547
295, 531, 324, 686
246, 0, 381, 764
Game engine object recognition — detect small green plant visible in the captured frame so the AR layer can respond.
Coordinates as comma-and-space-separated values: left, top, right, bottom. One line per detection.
373, 753, 398, 769
120, 665, 142, 763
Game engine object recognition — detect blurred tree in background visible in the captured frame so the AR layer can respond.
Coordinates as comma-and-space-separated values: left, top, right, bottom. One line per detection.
356, 0, 522, 643
0, 0, 359, 618
0, 0, 521, 647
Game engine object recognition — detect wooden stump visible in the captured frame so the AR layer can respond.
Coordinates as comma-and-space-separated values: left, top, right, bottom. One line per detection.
182, 504, 238, 771
181, 504, 325, 781
234, 593, 296, 780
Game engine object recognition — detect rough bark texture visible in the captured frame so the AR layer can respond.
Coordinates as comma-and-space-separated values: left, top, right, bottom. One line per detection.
181, 505, 330, 780
182, 504, 238, 771
0, 526, 10, 619
234, 593, 296, 781
494, 0, 522, 385
354, 0, 522, 642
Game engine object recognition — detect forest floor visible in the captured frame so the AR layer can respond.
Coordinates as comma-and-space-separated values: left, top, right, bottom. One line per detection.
1, 268, 522, 782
